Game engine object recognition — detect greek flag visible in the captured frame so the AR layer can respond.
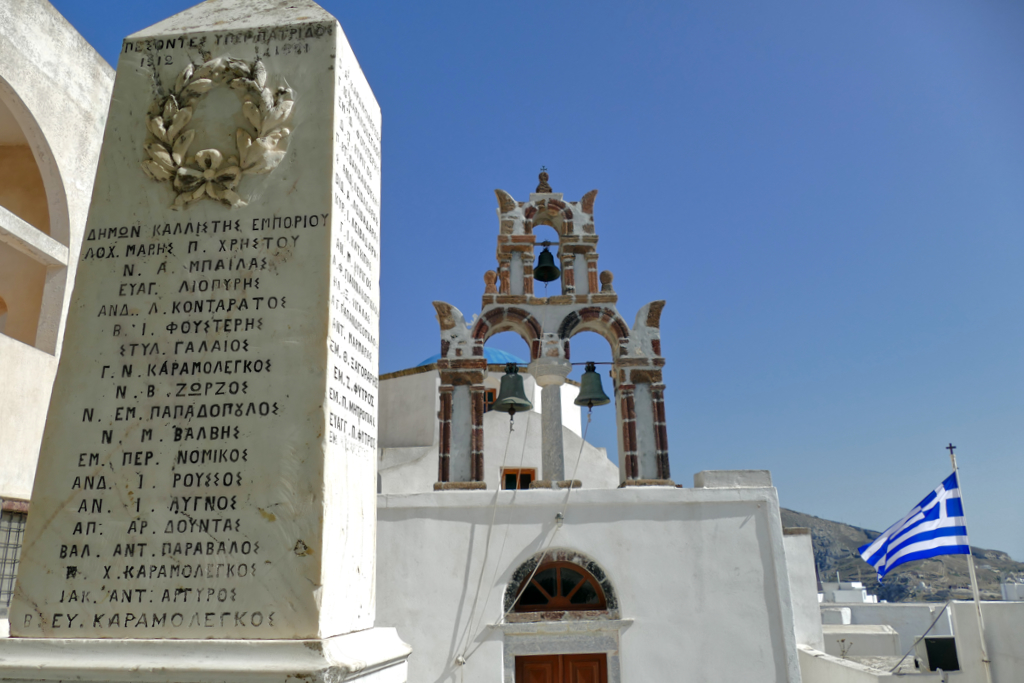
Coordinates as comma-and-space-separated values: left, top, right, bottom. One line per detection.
859, 472, 970, 580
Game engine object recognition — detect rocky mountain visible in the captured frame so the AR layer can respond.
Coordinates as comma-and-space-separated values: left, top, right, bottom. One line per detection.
780, 508, 1024, 603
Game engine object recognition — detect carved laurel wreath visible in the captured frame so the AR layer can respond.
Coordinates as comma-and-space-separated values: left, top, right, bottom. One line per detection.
140, 56, 295, 210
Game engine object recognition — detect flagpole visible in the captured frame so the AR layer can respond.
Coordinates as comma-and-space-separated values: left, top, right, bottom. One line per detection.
947, 443, 993, 683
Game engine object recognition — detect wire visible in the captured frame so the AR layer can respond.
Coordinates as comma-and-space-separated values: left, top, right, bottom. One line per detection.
457, 410, 595, 666
560, 410, 591, 516
890, 601, 950, 674
468, 413, 531, 640
453, 414, 516, 662
495, 410, 592, 626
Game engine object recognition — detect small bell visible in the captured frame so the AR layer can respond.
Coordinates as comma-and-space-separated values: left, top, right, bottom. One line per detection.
492, 363, 533, 415
533, 247, 561, 283
574, 362, 611, 409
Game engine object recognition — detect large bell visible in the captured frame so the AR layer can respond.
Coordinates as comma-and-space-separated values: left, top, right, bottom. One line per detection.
574, 362, 611, 409
533, 247, 561, 283
492, 363, 533, 415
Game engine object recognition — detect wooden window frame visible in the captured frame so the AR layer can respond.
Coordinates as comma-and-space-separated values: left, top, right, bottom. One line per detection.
502, 468, 536, 490
512, 560, 607, 612
515, 653, 608, 683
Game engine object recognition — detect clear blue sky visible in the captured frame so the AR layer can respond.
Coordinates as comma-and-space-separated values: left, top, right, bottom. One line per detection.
53, 0, 1024, 561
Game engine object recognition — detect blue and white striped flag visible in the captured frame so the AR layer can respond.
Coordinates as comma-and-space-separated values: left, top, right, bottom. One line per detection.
858, 472, 970, 581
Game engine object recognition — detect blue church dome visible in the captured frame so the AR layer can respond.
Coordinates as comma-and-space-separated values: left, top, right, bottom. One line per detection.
417, 347, 527, 367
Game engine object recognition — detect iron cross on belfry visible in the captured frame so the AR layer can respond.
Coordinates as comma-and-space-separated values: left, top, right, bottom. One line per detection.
946, 443, 956, 456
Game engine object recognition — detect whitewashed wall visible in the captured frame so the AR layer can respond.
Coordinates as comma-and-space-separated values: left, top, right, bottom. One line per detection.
378, 368, 440, 449
837, 602, 952, 655
949, 601, 1024, 683
798, 645, 944, 682
784, 528, 825, 651
376, 485, 802, 683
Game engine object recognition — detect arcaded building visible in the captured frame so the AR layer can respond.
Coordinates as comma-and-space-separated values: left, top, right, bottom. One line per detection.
0, 0, 113, 616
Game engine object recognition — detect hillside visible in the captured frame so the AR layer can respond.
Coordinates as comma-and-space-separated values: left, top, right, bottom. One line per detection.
780, 508, 1024, 603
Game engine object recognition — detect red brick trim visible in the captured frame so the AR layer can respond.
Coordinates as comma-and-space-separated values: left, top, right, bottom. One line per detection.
1, 498, 29, 513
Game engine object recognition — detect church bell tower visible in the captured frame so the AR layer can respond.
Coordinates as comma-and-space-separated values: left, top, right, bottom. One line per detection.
432, 172, 672, 489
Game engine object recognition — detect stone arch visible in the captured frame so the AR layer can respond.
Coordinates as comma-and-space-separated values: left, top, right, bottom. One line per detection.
0, 76, 70, 246
523, 199, 575, 238
556, 307, 631, 359
473, 307, 543, 360
503, 548, 619, 615
0, 79, 75, 351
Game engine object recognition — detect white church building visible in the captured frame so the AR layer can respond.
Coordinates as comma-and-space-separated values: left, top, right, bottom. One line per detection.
370, 176, 1023, 682
368, 174, 818, 682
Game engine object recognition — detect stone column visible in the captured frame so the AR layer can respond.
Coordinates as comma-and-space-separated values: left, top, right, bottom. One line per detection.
470, 385, 485, 481
561, 252, 575, 295
435, 363, 486, 490
652, 383, 670, 480
498, 257, 511, 294
523, 252, 535, 296
617, 383, 639, 481
528, 358, 572, 483
437, 386, 453, 482
587, 255, 600, 293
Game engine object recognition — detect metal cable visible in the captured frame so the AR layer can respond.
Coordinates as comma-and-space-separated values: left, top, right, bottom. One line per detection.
496, 410, 593, 626
458, 412, 595, 667
890, 601, 950, 674
454, 414, 517, 661
458, 411, 598, 667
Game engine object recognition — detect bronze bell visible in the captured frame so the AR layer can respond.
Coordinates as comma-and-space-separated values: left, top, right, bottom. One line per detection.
574, 362, 611, 409
492, 363, 533, 415
533, 247, 561, 283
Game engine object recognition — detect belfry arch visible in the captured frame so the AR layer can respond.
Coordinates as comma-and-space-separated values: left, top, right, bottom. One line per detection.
472, 307, 543, 360
432, 172, 672, 488
556, 306, 631, 360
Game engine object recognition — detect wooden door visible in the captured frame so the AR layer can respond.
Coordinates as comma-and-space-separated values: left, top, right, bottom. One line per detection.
563, 654, 606, 683
515, 654, 607, 683
516, 654, 559, 683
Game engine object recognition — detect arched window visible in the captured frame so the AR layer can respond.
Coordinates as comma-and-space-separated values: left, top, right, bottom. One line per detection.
502, 551, 624, 682
512, 560, 607, 612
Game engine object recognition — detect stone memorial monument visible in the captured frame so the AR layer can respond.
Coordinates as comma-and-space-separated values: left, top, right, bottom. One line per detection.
0, 0, 408, 679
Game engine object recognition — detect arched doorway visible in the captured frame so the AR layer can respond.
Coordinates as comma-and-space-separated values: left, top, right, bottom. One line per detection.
500, 550, 626, 683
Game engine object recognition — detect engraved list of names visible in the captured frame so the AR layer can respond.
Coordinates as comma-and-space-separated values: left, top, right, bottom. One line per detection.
10, 13, 381, 640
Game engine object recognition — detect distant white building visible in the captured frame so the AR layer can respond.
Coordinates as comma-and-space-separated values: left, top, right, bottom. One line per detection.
820, 580, 879, 604
1001, 581, 1024, 601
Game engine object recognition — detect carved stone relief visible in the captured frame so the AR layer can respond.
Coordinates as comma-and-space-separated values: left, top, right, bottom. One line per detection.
141, 56, 295, 209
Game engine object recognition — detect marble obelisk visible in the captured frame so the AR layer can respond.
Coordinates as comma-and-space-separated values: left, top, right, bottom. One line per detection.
3, 2, 404, 675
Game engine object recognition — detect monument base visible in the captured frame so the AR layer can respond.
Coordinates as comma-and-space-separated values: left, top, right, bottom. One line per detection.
0, 627, 409, 683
